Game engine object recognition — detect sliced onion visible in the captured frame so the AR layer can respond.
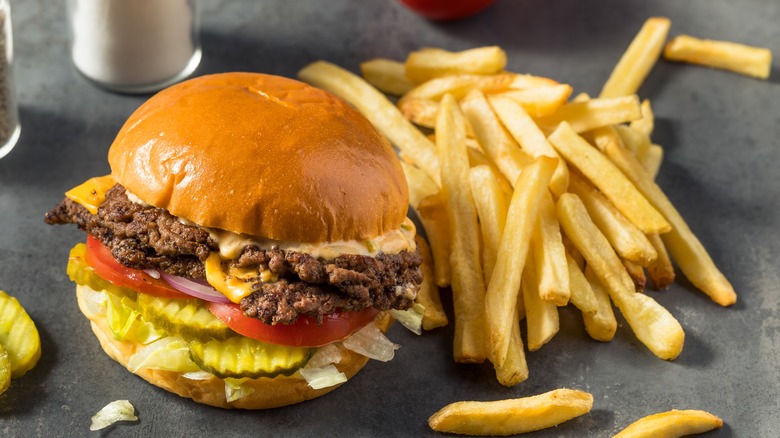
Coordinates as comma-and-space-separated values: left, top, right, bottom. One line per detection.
143, 269, 161, 279
158, 271, 231, 303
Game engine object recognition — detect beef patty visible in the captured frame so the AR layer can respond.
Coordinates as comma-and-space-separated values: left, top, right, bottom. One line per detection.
45, 185, 422, 325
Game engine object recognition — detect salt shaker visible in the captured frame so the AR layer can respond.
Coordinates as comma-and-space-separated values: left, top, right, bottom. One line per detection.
68, 0, 201, 94
0, 0, 20, 160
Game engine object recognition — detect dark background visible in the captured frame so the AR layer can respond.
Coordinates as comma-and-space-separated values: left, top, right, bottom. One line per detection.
1, 0, 778, 436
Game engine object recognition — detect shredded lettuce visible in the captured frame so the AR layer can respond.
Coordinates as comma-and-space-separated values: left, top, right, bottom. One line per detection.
181, 370, 213, 381
104, 292, 163, 345
224, 378, 255, 402
90, 400, 138, 431
127, 337, 200, 373
300, 365, 347, 390
305, 343, 344, 369
342, 323, 399, 362
78, 286, 107, 319
389, 303, 425, 335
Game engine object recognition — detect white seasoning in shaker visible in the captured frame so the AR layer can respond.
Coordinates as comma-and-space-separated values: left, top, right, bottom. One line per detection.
69, 0, 201, 93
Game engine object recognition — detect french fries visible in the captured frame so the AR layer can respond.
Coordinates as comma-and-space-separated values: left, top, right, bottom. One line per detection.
398, 98, 439, 129
417, 193, 453, 287
604, 142, 737, 306
428, 389, 593, 436
488, 94, 570, 196
556, 194, 684, 360
359, 58, 414, 96
486, 156, 557, 367
298, 61, 441, 184
414, 236, 448, 330
493, 84, 572, 118
664, 34, 772, 79
600, 17, 671, 98
405, 46, 507, 83
535, 95, 643, 134
494, 299, 528, 387
613, 409, 723, 438
630, 99, 655, 138
522, 255, 560, 351
436, 94, 487, 363
646, 233, 675, 290
583, 266, 618, 342
468, 165, 509, 282
549, 122, 671, 234
531, 193, 570, 305
401, 73, 514, 103
565, 253, 599, 316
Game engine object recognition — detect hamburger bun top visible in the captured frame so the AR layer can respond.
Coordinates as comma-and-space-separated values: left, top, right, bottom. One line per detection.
108, 72, 408, 243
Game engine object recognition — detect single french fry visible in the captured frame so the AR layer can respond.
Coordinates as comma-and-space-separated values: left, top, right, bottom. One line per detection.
531, 193, 570, 305
436, 94, 487, 363
461, 90, 533, 187
418, 192, 452, 287
568, 172, 657, 266
566, 253, 598, 316
562, 236, 585, 270
428, 389, 593, 436
664, 34, 772, 80
642, 144, 664, 179
401, 73, 515, 104
623, 259, 647, 292
466, 147, 514, 197
583, 266, 618, 342
488, 94, 570, 196
405, 46, 507, 84
495, 299, 529, 387
401, 160, 439, 209
630, 99, 655, 138
414, 236, 448, 330
535, 95, 643, 134
359, 58, 414, 96
469, 165, 509, 283
507, 73, 560, 90
614, 125, 651, 159
646, 233, 675, 290
557, 194, 684, 360
604, 141, 737, 306
549, 122, 671, 234
486, 156, 557, 367
398, 98, 439, 129
613, 409, 724, 438
600, 17, 672, 98
298, 61, 441, 184
492, 84, 573, 118
586, 125, 624, 153
523, 255, 560, 351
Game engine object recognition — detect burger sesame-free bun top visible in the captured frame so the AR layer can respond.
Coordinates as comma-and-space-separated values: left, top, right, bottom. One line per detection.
108, 72, 409, 243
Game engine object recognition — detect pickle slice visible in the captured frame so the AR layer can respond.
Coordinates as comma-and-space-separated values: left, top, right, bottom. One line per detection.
0, 290, 42, 378
0, 344, 10, 394
137, 294, 232, 341
190, 337, 312, 379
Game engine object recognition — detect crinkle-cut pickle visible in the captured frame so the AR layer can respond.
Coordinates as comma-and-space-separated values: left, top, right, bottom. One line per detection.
190, 336, 312, 379
0, 290, 42, 378
137, 294, 232, 342
0, 344, 11, 394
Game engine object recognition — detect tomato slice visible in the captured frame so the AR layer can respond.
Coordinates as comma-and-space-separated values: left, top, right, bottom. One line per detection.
206, 301, 380, 348
84, 235, 191, 300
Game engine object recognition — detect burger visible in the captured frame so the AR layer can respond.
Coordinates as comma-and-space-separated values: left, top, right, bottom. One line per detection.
45, 72, 423, 409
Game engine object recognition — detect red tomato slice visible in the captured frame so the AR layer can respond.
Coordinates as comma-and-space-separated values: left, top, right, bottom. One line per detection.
84, 235, 191, 300
206, 301, 380, 348
399, 0, 494, 20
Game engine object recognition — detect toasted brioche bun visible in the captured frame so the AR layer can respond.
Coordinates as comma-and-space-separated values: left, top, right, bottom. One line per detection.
107, 72, 408, 243
76, 284, 393, 409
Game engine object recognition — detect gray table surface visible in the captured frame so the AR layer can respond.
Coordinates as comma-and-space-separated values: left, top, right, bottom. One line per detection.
1, 0, 778, 436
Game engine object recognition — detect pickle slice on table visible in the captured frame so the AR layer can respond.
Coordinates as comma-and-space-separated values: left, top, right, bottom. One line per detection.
137, 294, 232, 341
190, 336, 312, 379
0, 290, 42, 378
0, 344, 10, 394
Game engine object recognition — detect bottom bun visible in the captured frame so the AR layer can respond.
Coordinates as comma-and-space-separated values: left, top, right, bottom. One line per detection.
75, 284, 392, 409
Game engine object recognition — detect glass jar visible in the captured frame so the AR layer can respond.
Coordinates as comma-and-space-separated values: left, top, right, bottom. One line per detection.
0, 0, 20, 160
68, 0, 201, 94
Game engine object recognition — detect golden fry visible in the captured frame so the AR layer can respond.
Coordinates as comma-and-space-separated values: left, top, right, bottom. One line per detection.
604, 142, 737, 306
566, 253, 598, 316
641, 144, 664, 179
486, 156, 557, 366
535, 95, 643, 134
398, 97, 439, 129
556, 194, 684, 360
549, 122, 670, 234
359, 58, 414, 96
469, 165, 509, 283
428, 389, 593, 436
664, 34, 772, 79
507, 73, 560, 89
298, 61, 441, 184
414, 236, 448, 330
531, 193, 570, 305
613, 409, 723, 438
405, 46, 507, 84
417, 193, 452, 288
436, 94, 487, 363
488, 94, 570, 196
583, 266, 618, 342
646, 233, 675, 290
623, 258, 647, 292
614, 125, 651, 160
492, 84, 572, 118
523, 255, 560, 351
600, 17, 671, 98
401, 73, 514, 103
630, 99, 655, 138
495, 299, 528, 387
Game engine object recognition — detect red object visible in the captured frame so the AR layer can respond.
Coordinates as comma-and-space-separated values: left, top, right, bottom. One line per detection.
207, 301, 380, 348
85, 235, 191, 300
399, 0, 495, 20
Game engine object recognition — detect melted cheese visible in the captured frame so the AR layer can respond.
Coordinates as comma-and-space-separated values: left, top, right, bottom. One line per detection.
65, 175, 116, 214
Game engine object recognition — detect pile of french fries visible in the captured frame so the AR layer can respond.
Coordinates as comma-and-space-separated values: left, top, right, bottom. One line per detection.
298, 16, 745, 390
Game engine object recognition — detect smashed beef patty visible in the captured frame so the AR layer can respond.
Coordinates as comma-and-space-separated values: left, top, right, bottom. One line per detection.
45, 185, 423, 325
